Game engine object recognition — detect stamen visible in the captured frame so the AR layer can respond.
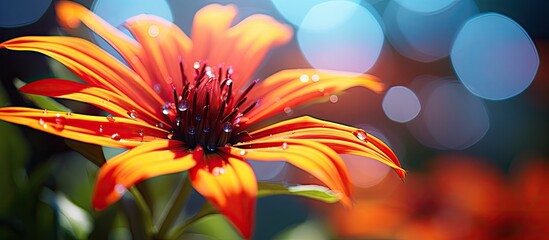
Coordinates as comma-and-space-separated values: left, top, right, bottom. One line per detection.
241, 100, 259, 116
236, 79, 258, 104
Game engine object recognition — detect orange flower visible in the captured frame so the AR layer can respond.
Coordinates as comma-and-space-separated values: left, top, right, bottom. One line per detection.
0, 2, 405, 238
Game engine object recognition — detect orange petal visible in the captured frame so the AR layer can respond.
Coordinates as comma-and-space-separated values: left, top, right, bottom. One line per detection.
20, 79, 169, 127
189, 151, 257, 239
124, 14, 193, 99
0, 36, 165, 115
216, 14, 292, 90
239, 116, 406, 179
241, 69, 384, 127
93, 140, 198, 210
190, 4, 237, 66
222, 140, 353, 207
0, 107, 167, 148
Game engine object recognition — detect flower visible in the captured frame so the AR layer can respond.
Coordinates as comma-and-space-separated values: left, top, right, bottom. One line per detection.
0, 2, 405, 238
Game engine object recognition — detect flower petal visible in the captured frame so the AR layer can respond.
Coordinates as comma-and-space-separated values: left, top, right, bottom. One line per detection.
239, 116, 406, 179
241, 69, 384, 127
189, 152, 257, 239
55, 1, 154, 91
0, 36, 165, 115
20, 79, 169, 127
124, 14, 193, 99
222, 140, 353, 207
0, 107, 167, 148
93, 140, 199, 210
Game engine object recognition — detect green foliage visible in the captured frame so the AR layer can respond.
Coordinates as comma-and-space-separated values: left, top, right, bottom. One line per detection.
258, 183, 341, 203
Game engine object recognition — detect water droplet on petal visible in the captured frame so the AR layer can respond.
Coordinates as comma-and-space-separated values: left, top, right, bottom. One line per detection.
203, 127, 210, 133
239, 149, 247, 156
99, 124, 104, 133
282, 142, 288, 150
195, 114, 202, 121
167, 132, 174, 139
283, 107, 293, 116
38, 118, 45, 126
114, 184, 127, 194
106, 114, 115, 122
353, 129, 368, 141
148, 25, 159, 37
138, 129, 144, 137
153, 84, 161, 93
53, 113, 66, 131
162, 104, 170, 115
156, 122, 164, 128
128, 110, 138, 119
312, 74, 320, 82
43, 109, 48, 114
207, 145, 216, 152
193, 61, 200, 69
188, 127, 196, 135
222, 122, 233, 133
178, 100, 189, 111
225, 79, 233, 86
175, 116, 181, 126
212, 166, 225, 176
66, 112, 72, 116
111, 133, 121, 141
300, 74, 310, 83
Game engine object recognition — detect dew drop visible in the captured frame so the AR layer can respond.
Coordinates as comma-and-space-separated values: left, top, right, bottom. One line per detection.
156, 122, 164, 128
162, 104, 171, 115
225, 79, 233, 86
66, 112, 72, 116
43, 109, 48, 114
138, 129, 144, 137
111, 133, 121, 141
329, 94, 339, 103
203, 127, 210, 133
312, 74, 320, 82
282, 142, 288, 150
128, 110, 138, 119
38, 118, 45, 126
177, 100, 189, 111
353, 129, 368, 141
167, 132, 174, 139
195, 114, 202, 121
53, 113, 66, 131
106, 114, 115, 122
153, 84, 161, 93
114, 184, 127, 194
239, 149, 247, 156
300, 74, 310, 83
193, 61, 200, 69
188, 127, 196, 135
222, 122, 233, 133
148, 25, 160, 37
99, 124, 104, 133
283, 107, 293, 115
212, 166, 225, 176
207, 145, 216, 152
175, 116, 181, 126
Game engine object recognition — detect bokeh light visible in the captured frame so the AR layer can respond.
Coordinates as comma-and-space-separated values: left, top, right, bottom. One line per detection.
407, 77, 490, 150
394, 0, 459, 13
271, 0, 359, 27
0, 0, 52, 27
382, 86, 421, 123
451, 13, 539, 100
91, 0, 173, 59
297, 1, 383, 73
341, 154, 390, 188
249, 160, 286, 181
384, 0, 478, 62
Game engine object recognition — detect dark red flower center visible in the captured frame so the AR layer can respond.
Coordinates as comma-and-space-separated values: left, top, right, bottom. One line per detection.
164, 59, 259, 152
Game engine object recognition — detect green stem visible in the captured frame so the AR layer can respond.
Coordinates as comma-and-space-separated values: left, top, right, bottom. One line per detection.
155, 174, 193, 238
167, 203, 216, 239
128, 187, 154, 236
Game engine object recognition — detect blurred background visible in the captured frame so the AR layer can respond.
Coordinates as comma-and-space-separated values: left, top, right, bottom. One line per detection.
0, 0, 547, 239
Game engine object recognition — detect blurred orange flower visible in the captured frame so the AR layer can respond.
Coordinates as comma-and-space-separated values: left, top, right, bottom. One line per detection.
328, 155, 548, 239
0, 2, 405, 238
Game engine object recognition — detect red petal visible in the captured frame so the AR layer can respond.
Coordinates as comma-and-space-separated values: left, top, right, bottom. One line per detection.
0, 107, 167, 148
189, 151, 257, 238
93, 140, 198, 210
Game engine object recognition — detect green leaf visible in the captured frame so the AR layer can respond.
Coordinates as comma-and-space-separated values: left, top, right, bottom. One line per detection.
258, 183, 341, 203
65, 139, 106, 167
13, 78, 70, 112
39, 189, 93, 239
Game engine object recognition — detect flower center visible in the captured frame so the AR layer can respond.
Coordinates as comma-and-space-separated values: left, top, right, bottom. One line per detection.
163, 60, 259, 152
